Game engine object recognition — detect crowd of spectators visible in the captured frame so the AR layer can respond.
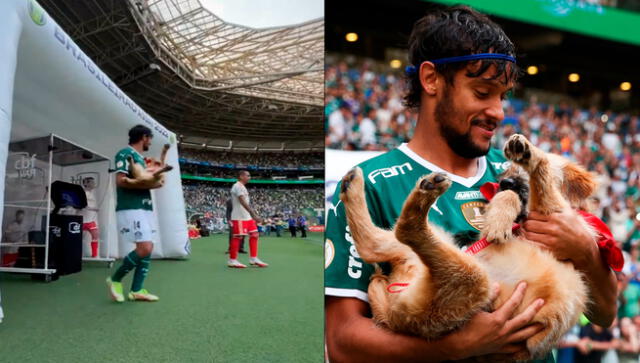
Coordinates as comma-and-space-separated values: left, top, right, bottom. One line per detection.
327, 60, 640, 362
182, 181, 323, 225
179, 148, 324, 169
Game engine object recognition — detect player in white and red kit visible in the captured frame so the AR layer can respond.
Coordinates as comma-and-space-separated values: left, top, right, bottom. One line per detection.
81, 177, 100, 258
227, 170, 268, 268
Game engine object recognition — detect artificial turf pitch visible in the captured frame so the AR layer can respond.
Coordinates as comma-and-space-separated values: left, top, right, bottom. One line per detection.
0, 232, 323, 362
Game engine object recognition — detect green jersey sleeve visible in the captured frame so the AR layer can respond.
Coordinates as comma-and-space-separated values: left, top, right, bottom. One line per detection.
114, 149, 131, 174
324, 178, 384, 302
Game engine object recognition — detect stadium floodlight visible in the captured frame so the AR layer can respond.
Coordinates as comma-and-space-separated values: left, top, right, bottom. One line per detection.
345, 32, 358, 42
568, 73, 580, 83
620, 82, 632, 91
527, 66, 538, 75
389, 59, 402, 69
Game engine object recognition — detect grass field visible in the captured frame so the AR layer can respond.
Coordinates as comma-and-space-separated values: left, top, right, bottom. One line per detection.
0, 232, 323, 363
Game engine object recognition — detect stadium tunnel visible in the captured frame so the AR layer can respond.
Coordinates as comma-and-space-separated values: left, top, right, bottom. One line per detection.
0, 0, 190, 272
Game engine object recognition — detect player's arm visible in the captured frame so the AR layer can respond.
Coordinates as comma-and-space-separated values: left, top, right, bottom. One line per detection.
523, 209, 617, 326
326, 282, 545, 363
238, 195, 260, 222
115, 173, 163, 190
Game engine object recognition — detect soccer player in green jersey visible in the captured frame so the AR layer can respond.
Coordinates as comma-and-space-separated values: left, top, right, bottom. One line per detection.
324, 5, 617, 362
106, 125, 163, 302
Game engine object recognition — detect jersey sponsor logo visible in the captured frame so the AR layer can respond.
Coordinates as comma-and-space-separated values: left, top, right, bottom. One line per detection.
491, 161, 511, 171
430, 199, 443, 215
460, 201, 487, 231
325, 239, 335, 269
345, 225, 362, 279
367, 162, 413, 184
328, 200, 341, 217
454, 191, 484, 200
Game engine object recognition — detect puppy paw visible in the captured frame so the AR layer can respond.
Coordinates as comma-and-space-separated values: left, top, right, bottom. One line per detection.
340, 168, 364, 202
482, 220, 513, 244
417, 172, 451, 196
504, 134, 533, 164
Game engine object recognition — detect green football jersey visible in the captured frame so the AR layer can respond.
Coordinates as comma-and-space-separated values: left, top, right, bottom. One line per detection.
114, 146, 153, 211
324, 143, 553, 363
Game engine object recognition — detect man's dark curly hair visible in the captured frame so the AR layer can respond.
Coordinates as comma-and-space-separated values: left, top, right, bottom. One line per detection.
404, 5, 520, 108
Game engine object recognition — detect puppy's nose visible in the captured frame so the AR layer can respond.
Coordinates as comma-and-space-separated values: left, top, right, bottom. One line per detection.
500, 178, 516, 190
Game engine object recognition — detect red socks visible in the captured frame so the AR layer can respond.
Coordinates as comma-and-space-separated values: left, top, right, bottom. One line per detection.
91, 241, 98, 258
249, 233, 259, 258
230, 237, 242, 259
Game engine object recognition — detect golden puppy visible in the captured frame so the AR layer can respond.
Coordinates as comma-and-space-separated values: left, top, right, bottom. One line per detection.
128, 143, 173, 186
339, 134, 596, 361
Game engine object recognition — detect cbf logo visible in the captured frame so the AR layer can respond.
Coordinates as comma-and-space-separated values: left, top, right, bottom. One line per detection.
70, 172, 100, 187
14, 152, 37, 180
69, 222, 81, 234
28, 0, 47, 26
50, 226, 61, 238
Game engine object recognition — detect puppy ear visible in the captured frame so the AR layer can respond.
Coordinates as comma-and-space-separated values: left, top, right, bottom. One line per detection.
562, 162, 597, 205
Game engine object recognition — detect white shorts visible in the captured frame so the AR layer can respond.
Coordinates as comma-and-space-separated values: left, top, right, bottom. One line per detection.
116, 209, 157, 243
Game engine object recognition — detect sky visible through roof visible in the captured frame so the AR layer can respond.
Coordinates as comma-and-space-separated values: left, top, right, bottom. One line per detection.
200, 0, 323, 28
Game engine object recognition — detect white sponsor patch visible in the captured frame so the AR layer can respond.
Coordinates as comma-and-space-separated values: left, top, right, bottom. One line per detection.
454, 191, 483, 200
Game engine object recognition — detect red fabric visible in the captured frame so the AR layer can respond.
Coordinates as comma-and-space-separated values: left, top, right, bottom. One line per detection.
231, 220, 258, 236
229, 237, 242, 259
91, 241, 98, 258
1, 253, 18, 267
249, 234, 259, 258
82, 221, 98, 231
578, 211, 624, 272
480, 182, 500, 201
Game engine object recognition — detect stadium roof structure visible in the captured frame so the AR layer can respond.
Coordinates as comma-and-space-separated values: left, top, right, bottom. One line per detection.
38, 0, 324, 150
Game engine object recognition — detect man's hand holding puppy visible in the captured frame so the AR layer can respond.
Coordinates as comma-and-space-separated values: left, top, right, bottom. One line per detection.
326, 282, 545, 362
523, 208, 617, 326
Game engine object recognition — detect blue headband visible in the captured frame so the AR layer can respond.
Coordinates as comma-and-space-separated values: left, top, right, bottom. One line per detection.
405, 53, 516, 77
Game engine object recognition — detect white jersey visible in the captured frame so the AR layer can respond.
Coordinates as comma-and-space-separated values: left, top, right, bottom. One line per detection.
81, 189, 98, 223
3, 221, 28, 243
230, 182, 252, 221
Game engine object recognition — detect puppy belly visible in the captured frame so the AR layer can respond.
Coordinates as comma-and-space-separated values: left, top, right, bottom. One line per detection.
478, 240, 586, 354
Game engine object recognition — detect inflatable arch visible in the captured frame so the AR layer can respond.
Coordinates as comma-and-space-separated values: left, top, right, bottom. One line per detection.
0, 0, 189, 259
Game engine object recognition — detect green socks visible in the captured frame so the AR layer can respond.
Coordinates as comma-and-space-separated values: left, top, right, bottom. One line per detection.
111, 251, 143, 282
131, 255, 150, 292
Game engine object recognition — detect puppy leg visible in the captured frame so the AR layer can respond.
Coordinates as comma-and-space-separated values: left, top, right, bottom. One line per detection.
160, 144, 170, 165
340, 168, 405, 263
481, 190, 521, 244
504, 134, 568, 214
368, 266, 392, 328
152, 164, 174, 177
394, 173, 491, 329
